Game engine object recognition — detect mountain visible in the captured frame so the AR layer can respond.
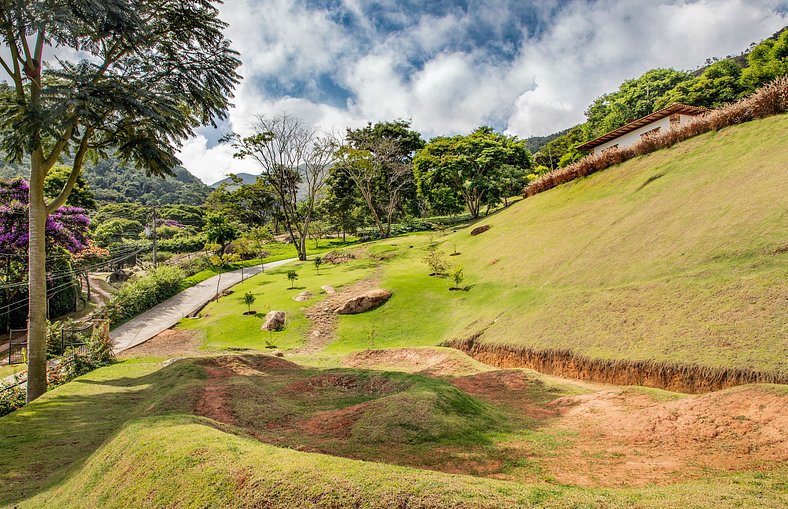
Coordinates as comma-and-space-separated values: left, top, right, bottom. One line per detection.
0, 157, 211, 206
209, 172, 260, 189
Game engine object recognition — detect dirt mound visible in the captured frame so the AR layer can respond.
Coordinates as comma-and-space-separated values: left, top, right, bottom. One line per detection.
545, 385, 788, 487
343, 348, 490, 377
301, 402, 370, 437
450, 370, 558, 420
284, 372, 403, 396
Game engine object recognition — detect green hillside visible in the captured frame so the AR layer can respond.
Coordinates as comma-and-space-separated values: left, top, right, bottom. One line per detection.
329, 114, 787, 374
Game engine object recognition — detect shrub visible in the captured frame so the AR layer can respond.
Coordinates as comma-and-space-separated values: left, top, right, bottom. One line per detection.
0, 381, 26, 416
424, 247, 448, 276
242, 291, 256, 314
449, 265, 465, 289
524, 77, 788, 198
103, 265, 185, 327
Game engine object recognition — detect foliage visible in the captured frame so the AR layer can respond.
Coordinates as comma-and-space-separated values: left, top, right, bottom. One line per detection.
226, 114, 334, 261
414, 127, 531, 218
103, 266, 185, 327
314, 256, 322, 274
0, 178, 90, 254
203, 213, 239, 255
242, 291, 256, 314
205, 174, 277, 227
335, 120, 425, 238
0, 379, 26, 417
44, 165, 97, 210
286, 270, 299, 289
654, 60, 745, 109
584, 68, 693, 138
741, 29, 788, 92
424, 247, 448, 276
320, 165, 366, 241
449, 265, 465, 289
157, 232, 207, 254
92, 217, 144, 247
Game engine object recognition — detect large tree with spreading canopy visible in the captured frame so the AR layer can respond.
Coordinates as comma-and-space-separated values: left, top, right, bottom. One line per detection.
0, 0, 241, 401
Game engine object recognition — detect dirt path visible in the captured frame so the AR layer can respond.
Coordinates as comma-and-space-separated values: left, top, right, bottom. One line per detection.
297, 276, 380, 354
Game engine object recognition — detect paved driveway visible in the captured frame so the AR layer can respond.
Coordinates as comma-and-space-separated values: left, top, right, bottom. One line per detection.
112, 258, 296, 353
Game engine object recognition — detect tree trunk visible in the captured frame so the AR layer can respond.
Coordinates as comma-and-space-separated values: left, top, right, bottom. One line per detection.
27, 156, 48, 402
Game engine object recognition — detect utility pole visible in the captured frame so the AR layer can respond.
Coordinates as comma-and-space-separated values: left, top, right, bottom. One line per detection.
146, 208, 158, 268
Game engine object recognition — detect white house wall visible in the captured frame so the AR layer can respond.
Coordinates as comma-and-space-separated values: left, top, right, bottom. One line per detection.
594, 117, 672, 154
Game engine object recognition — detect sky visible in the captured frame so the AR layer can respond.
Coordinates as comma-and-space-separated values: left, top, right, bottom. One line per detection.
2, 1, 787, 184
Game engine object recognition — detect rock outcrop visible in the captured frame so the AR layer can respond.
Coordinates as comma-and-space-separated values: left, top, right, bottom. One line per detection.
294, 291, 313, 302
335, 289, 391, 315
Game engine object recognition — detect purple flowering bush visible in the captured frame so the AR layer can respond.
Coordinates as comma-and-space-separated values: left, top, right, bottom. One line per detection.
0, 178, 90, 254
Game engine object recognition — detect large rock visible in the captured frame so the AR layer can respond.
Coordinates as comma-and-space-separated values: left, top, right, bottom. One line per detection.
261, 311, 286, 331
321, 285, 336, 294
470, 224, 490, 236
294, 291, 313, 302
335, 289, 391, 315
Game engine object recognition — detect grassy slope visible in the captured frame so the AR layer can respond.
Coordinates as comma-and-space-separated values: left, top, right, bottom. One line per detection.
332, 115, 788, 372
3, 359, 785, 509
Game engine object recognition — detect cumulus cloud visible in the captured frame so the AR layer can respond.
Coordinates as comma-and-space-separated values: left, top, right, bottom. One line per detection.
173, 0, 786, 183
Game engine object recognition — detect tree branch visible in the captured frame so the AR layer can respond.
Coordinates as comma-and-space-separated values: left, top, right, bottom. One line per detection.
46, 127, 93, 213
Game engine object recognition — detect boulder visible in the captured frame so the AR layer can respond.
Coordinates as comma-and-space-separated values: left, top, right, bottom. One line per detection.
261, 311, 286, 331
294, 291, 313, 302
335, 289, 391, 315
321, 285, 336, 294
470, 224, 490, 236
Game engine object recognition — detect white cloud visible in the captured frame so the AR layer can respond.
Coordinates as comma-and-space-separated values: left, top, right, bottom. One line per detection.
175, 0, 787, 183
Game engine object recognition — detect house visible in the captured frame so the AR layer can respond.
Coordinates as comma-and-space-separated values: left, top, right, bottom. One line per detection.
577, 103, 709, 155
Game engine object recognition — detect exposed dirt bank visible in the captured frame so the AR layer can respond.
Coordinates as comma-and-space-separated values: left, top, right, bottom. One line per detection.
446, 337, 787, 393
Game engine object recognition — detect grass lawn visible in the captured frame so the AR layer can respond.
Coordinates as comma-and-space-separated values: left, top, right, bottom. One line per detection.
179, 237, 359, 289
179, 255, 378, 352
180, 116, 788, 373
0, 363, 25, 379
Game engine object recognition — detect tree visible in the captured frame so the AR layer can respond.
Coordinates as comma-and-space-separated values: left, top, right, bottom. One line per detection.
654, 60, 745, 109
226, 115, 333, 261
449, 265, 464, 290
204, 213, 239, 255
204, 174, 277, 228
413, 127, 531, 219
319, 166, 365, 242
314, 256, 322, 275
0, 1, 241, 401
44, 164, 97, 210
335, 120, 424, 238
242, 291, 256, 314
286, 270, 299, 289
740, 30, 788, 92
584, 68, 692, 137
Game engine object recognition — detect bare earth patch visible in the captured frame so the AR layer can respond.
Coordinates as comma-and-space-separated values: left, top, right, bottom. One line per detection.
298, 277, 380, 354
119, 328, 204, 358
343, 347, 491, 377
544, 386, 788, 487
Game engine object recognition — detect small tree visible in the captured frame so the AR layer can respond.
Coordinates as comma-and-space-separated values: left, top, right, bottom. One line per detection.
314, 256, 322, 275
242, 292, 256, 314
449, 265, 465, 290
424, 247, 448, 276
286, 270, 299, 289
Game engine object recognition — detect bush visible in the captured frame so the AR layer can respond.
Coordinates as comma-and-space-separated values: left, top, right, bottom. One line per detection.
158, 233, 207, 253
103, 265, 185, 327
0, 381, 26, 416
424, 247, 448, 276
525, 77, 788, 197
